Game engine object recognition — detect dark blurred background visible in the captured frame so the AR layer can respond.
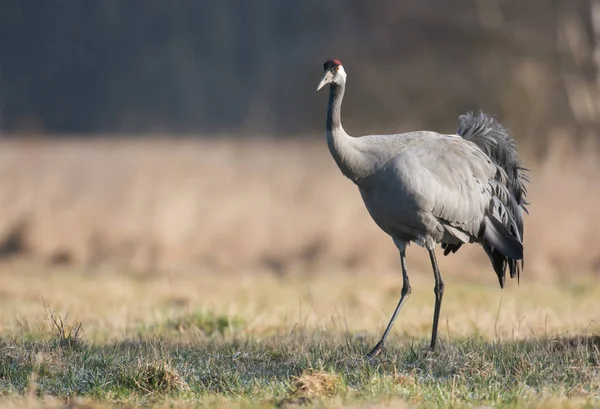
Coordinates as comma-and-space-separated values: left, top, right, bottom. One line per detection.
1, 0, 600, 143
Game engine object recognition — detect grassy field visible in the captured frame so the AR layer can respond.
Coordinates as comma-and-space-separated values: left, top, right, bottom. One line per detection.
0, 137, 599, 407
0, 262, 598, 408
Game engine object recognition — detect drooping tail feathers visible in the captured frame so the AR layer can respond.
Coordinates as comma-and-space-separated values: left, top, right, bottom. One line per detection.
442, 111, 529, 288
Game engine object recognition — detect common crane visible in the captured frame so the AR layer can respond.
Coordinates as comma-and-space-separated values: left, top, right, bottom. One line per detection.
316, 59, 528, 356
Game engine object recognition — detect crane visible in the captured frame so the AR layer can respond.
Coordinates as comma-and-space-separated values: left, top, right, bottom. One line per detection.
316, 59, 529, 356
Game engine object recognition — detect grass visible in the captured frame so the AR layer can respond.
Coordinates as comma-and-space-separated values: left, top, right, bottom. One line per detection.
0, 264, 598, 408
3, 330, 599, 408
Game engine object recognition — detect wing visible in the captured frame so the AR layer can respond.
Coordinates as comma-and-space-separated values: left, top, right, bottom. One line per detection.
397, 135, 523, 288
394, 135, 498, 242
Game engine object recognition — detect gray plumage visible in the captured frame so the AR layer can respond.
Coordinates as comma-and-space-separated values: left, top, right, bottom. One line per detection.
317, 59, 528, 355
445, 112, 529, 287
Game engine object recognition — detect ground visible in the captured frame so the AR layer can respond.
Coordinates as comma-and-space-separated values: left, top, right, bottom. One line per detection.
0, 261, 598, 408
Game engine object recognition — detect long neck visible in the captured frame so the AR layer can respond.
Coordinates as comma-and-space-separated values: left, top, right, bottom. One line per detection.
326, 83, 371, 182
327, 82, 345, 131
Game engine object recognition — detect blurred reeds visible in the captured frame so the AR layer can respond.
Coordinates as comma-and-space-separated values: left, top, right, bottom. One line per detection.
0, 135, 598, 280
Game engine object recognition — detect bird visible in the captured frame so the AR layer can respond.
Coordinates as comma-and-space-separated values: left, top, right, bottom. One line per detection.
316, 58, 529, 356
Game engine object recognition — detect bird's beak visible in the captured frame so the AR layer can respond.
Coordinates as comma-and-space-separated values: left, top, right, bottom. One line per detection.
317, 70, 334, 91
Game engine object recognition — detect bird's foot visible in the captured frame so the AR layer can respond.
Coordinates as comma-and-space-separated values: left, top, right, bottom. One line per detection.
366, 341, 385, 359
425, 342, 440, 356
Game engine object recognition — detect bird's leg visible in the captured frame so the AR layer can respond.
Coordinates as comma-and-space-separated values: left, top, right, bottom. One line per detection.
428, 248, 445, 351
367, 250, 411, 357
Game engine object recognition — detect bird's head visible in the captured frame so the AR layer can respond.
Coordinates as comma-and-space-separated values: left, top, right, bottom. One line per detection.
317, 59, 347, 91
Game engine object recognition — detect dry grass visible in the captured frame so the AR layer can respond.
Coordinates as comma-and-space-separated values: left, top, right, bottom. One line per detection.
2, 262, 599, 342
0, 136, 598, 281
292, 370, 342, 399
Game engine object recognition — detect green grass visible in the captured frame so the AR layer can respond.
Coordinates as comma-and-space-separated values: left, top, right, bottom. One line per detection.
0, 265, 599, 408
1, 318, 598, 408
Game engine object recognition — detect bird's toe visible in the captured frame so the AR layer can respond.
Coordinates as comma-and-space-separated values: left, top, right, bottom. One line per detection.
366, 341, 385, 359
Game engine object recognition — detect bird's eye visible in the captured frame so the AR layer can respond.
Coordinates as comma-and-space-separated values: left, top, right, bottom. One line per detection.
335, 66, 340, 71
